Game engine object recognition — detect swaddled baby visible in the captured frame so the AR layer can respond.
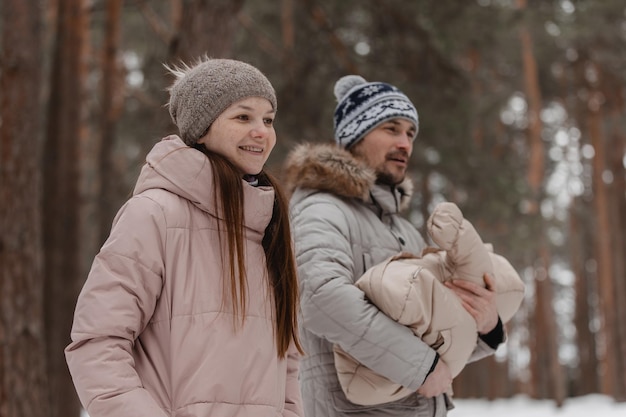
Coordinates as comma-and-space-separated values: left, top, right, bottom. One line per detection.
333, 202, 525, 406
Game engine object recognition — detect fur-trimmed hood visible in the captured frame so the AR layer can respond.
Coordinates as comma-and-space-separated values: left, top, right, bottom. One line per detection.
283, 142, 414, 211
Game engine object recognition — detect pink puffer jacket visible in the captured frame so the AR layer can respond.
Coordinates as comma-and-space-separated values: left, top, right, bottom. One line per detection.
65, 136, 303, 417
333, 202, 525, 405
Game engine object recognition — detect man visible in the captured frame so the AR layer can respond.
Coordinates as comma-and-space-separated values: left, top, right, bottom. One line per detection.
284, 75, 504, 417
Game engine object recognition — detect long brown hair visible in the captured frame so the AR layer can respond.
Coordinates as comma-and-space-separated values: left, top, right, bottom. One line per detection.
195, 144, 303, 358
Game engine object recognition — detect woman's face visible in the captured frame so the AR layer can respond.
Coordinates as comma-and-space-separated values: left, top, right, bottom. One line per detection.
197, 96, 276, 175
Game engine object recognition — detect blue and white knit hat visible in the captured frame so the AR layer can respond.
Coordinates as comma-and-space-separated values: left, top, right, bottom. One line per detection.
333, 75, 419, 149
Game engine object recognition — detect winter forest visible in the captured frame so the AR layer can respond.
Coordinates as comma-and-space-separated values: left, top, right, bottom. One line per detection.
1, 0, 625, 416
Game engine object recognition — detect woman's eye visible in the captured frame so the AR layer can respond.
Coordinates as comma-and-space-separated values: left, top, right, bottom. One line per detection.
237, 114, 249, 121
264, 118, 274, 126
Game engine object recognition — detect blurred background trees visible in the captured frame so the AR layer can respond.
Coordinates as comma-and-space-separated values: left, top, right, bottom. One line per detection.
0, 0, 624, 416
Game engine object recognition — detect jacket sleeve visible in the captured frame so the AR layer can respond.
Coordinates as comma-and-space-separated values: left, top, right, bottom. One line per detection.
291, 198, 437, 391
283, 342, 304, 417
468, 318, 506, 363
65, 195, 168, 417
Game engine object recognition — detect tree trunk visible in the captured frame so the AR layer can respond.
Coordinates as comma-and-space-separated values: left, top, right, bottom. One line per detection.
453, 360, 490, 398
539, 244, 566, 405
522, 233, 565, 405
608, 99, 626, 401
586, 91, 619, 398
570, 200, 599, 395
98, 0, 124, 244
516, 0, 544, 214
0, 1, 49, 416
43, 0, 90, 416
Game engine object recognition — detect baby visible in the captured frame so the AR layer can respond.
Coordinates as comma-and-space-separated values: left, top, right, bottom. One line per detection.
333, 202, 525, 405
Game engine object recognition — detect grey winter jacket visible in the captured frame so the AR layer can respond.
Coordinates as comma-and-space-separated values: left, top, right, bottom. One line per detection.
285, 143, 498, 417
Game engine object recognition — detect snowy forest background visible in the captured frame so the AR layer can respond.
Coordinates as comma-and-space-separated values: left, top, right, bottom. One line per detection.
1, 1, 625, 417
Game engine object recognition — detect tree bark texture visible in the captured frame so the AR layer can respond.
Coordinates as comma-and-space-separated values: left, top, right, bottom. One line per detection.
0, 0, 48, 416
608, 96, 626, 401
43, 0, 90, 416
98, 0, 124, 244
570, 201, 600, 396
517, 0, 545, 214
587, 96, 619, 398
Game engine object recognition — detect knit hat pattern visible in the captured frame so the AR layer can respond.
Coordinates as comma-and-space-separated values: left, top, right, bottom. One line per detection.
333, 75, 419, 149
168, 58, 277, 146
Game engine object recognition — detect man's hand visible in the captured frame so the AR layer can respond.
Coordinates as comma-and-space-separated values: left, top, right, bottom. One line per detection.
445, 273, 498, 334
417, 359, 452, 398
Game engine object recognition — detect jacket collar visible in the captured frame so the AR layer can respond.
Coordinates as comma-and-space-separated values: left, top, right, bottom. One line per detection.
284, 142, 413, 213
133, 135, 275, 235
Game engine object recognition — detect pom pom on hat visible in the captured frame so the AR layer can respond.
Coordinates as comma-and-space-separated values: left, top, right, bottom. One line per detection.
333, 75, 419, 149
334, 75, 367, 101
167, 57, 277, 146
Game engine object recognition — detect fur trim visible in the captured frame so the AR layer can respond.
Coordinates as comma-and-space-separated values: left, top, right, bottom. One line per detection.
283, 143, 415, 212
283, 143, 376, 201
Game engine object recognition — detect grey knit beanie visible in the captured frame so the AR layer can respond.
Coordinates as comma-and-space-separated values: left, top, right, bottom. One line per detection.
167, 58, 277, 146
333, 75, 419, 149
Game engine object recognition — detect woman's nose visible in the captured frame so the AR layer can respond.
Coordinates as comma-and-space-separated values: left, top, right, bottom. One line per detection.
250, 122, 269, 138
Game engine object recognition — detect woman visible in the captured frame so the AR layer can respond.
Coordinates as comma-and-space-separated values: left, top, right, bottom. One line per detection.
65, 58, 304, 417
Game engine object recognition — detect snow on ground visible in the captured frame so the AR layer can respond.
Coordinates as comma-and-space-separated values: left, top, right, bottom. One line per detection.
450, 394, 626, 417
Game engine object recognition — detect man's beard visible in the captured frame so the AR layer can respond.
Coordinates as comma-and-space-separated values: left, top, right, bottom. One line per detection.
350, 146, 407, 185
376, 150, 409, 185
376, 169, 405, 186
